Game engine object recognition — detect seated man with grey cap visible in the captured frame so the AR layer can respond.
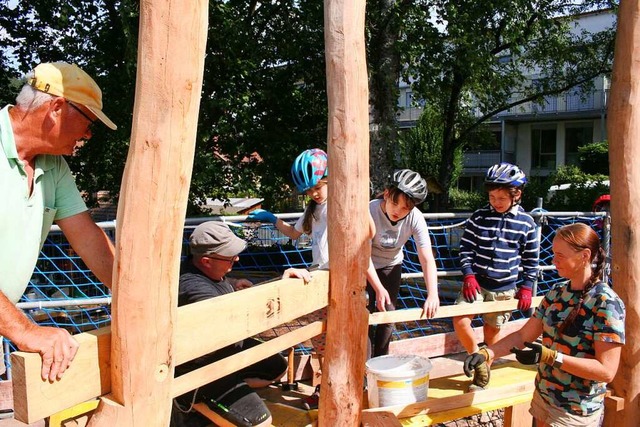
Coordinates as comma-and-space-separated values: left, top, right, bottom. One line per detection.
171, 221, 287, 427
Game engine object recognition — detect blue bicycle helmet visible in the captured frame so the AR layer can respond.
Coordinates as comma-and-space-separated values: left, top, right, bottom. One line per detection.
291, 149, 328, 193
485, 163, 527, 187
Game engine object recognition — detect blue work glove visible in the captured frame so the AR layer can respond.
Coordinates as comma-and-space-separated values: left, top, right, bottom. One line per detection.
462, 275, 481, 303
247, 209, 277, 224
515, 287, 533, 311
510, 341, 556, 365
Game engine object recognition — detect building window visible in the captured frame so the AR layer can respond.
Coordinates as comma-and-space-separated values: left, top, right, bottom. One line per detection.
565, 124, 593, 166
405, 91, 413, 108
531, 127, 556, 169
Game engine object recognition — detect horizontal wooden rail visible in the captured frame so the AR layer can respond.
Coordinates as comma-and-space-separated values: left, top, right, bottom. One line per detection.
369, 296, 543, 324
175, 270, 329, 365
11, 277, 539, 423
172, 321, 324, 397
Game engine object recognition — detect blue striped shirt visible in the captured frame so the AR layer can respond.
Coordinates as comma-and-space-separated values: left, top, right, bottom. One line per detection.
459, 204, 539, 291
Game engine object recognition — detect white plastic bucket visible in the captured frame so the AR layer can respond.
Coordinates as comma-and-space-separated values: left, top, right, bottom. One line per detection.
365, 355, 432, 408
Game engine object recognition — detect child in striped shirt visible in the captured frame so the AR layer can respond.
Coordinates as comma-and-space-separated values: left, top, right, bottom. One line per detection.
453, 162, 539, 391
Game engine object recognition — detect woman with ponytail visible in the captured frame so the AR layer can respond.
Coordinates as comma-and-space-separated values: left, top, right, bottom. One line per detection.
462, 223, 625, 427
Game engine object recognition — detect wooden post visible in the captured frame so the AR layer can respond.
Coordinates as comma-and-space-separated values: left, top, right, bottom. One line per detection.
87, 0, 208, 425
607, 1, 640, 426
320, 0, 370, 425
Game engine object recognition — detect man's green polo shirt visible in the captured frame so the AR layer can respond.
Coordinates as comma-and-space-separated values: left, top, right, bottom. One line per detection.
0, 105, 87, 303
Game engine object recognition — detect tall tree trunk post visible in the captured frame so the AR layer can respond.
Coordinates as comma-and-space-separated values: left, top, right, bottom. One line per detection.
320, 0, 370, 425
607, 1, 640, 426
88, 1, 208, 425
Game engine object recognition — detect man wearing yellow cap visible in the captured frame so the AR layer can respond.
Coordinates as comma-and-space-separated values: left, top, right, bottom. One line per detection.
0, 62, 117, 382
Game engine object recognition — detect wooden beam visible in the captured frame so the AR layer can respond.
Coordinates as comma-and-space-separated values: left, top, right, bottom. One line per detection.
11, 289, 535, 422
11, 329, 110, 423
321, 0, 370, 425
363, 380, 534, 419
503, 401, 533, 427
389, 318, 529, 359
361, 411, 403, 427
607, 1, 640, 426
171, 321, 324, 398
370, 297, 543, 324
11, 274, 327, 422
83, 1, 208, 424
175, 271, 329, 365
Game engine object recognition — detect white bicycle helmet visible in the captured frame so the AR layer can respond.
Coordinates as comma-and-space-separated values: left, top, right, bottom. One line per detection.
485, 163, 527, 187
391, 169, 428, 203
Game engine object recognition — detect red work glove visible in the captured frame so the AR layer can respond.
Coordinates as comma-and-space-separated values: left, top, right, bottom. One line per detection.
462, 275, 481, 303
515, 287, 532, 311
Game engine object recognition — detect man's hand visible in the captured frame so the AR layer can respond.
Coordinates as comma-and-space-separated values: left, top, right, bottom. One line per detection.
421, 294, 440, 319
462, 275, 481, 303
229, 278, 253, 291
247, 209, 277, 225
515, 287, 533, 311
510, 341, 556, 365
14, 324, 79, 382
283, 268, 312, 283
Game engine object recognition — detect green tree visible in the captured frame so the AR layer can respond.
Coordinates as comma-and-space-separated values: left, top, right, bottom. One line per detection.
579, 140, 609, 175
0, 0, 328, 212
368, 1, 616, 210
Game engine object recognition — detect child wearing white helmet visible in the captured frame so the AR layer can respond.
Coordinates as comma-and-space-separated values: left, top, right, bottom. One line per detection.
366, 169, 440, 357
455, 162, 540, 391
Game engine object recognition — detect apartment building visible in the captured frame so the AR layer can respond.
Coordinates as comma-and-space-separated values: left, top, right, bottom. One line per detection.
396, 9, 614, 191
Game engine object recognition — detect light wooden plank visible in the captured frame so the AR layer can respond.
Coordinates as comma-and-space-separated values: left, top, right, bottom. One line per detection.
175, 271, 329, 365
11, 329, 110, 424
369, 297, 543, 324
400, 393, 533, 426
361, 411, 402, 427
11, 274, 328, 423
389, 318, 529, 359
364, 362, 536, 419
172, 321, 324, 397
10, 281, 533, 423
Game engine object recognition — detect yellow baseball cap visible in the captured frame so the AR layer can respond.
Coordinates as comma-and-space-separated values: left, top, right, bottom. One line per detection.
27, 62, 117, 130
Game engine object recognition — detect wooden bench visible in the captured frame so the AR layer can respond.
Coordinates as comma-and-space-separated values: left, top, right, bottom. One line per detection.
362, 317, 537, 427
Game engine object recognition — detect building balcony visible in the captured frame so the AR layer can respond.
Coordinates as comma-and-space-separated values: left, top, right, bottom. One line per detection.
396, 89, 608, 126
495, 89, 608, 119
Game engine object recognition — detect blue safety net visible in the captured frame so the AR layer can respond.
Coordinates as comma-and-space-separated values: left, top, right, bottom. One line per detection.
2, 211, 610, 377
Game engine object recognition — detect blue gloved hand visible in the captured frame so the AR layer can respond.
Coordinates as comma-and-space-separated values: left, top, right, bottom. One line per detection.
247, 209, 277, 224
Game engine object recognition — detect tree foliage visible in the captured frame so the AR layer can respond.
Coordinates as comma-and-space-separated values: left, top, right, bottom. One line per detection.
368, 0, 616, 209
0, 0, 327, 213
578, 140, 609, 175
0, 1, 617, 214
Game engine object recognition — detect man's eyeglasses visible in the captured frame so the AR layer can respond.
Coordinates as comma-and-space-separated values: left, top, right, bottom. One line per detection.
67, 101, 96, 132
205, 254, 238, 263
